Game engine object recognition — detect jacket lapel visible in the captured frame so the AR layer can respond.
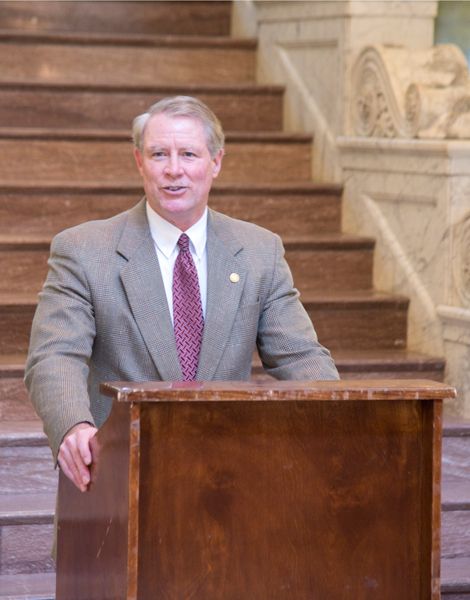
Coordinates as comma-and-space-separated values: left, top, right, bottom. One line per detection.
197, 210, 247, 380
117, 200, 182, 381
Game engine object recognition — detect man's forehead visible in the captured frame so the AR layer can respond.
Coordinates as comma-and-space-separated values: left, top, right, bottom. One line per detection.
143, 113, 209, 149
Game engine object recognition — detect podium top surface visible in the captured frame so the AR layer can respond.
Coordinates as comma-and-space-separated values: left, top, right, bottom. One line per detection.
100, 379, 456, 403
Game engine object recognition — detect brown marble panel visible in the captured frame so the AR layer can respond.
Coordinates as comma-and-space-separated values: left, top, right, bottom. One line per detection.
0, 43, 256, 85
286, 248, 373, 293
0, 190, 141, 235
306, 306, 408, 351
0, 187, 340, 236
1, 524, 54, 574
0, 87, 283, 132
0, 250, 49, 294
0, 2, 231, 36
337, 370, 444, 381
208, 191, 342, 236
0, 139, 311, 183
0, 304, 35, 355
0, 378, 36, 421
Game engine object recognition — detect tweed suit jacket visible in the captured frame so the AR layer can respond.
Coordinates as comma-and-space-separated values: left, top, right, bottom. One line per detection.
25, 199, 339, 460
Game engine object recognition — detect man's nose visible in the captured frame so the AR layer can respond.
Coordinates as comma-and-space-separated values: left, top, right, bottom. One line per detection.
164, 154, 184, 178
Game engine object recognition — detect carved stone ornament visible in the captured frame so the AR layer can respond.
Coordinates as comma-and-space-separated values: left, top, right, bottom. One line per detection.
351, 44, 470, 139
453, 214, 470, 306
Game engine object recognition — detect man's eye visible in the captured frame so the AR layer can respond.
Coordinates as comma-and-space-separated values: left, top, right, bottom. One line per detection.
152, 152, 165, 158
184, 152, 195, 158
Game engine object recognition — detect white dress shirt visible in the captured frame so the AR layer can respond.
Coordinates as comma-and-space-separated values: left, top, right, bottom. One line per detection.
146, 202, 208, 324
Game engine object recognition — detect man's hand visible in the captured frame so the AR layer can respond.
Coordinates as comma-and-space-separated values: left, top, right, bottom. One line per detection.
58, 423, 98, 492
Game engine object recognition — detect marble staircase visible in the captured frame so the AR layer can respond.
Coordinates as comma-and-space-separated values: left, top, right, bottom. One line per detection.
0, 1, 467, 598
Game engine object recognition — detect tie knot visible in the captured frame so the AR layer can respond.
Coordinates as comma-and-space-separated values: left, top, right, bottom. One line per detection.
177, 233, 190, 253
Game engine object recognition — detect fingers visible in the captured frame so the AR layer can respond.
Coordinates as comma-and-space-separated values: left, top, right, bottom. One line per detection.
58, 423, 98, 492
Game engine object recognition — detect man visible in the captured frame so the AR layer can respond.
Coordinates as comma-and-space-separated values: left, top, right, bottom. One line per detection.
25, 96, 339, 493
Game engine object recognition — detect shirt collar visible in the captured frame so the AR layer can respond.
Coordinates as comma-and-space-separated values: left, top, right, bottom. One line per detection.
146, 201, 208, 259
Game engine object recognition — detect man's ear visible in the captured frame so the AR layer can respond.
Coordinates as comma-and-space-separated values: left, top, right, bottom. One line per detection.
134, 148, 144, 176
212, 149, 223, 179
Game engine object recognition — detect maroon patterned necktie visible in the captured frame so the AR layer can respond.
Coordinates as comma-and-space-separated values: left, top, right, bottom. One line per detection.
173, 233, 204, 381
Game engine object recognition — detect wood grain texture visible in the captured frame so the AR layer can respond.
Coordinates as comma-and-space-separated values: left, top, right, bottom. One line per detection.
56, 383, 453, 599
100, 380, 456, 403
136, 399, 424, 599
421, 400, 444, 600
56, 400, 136, 600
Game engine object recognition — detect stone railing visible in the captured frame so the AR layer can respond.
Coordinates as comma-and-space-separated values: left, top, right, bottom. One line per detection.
352, 44, 470, 139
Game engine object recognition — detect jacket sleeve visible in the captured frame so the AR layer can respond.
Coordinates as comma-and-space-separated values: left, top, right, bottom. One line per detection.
24, 229, 96, 462
256, 234, 340, 381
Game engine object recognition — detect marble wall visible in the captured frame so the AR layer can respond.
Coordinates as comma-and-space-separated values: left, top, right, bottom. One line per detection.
232, 0, 470, 417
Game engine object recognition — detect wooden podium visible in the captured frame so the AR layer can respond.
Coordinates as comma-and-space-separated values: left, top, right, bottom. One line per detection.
56, 380, 455, 600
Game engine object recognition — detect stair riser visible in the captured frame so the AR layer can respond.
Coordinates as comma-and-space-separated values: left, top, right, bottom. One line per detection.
0, 1, 231, 36
0, 522, 54, 575
0, 248, 372, 294
287, 250, 373, 293
441, 595, 470, 599
0, 447, 57, 495
0, 251, 49, 294
333, 370, 445, 381
0, 88, 283, 132
250, 365, 445, 382
306, 307, 408, 351
442, 511, 470, 559
0, 43, 256, 86
0, 379, 37, 421
0, 140, 312, 183
0, 307, 37, 355
0, 191, 341, 236
443, 438, 470, 481
0, 303, 407, 354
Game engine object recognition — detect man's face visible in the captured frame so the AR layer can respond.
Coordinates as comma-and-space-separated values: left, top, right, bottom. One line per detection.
134, 113, 223, 231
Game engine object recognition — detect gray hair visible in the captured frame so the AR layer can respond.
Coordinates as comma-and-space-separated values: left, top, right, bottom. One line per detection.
132, 96, 225, 159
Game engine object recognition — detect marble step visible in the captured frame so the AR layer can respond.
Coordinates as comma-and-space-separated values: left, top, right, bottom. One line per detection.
0, 81, 284, 132
442, 436, 470, 482
0, 494, 55, 576
442, 510, 470, 560
0, 31, 256, 86
444, 414, 470, 437
0, 572, 55, 600
0, 421, 57, 495
0, 234, 375, 295
442, 557, 470, 597
0, 182, 343, 237
0, 1, 231, 37
0, 295, 37, 356
302, 291, 409, 351
251, 350, 445, 381
0, 130, 313, 184
0, 291, 408, 355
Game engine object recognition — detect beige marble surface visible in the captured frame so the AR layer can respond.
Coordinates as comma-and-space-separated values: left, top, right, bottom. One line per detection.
232, 0, 470, 414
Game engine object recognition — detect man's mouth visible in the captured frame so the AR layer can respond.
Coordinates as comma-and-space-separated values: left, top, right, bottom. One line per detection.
164, 186, 187, 192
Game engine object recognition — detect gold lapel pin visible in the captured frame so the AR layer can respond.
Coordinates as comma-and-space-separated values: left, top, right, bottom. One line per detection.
230, 273, 240, 283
